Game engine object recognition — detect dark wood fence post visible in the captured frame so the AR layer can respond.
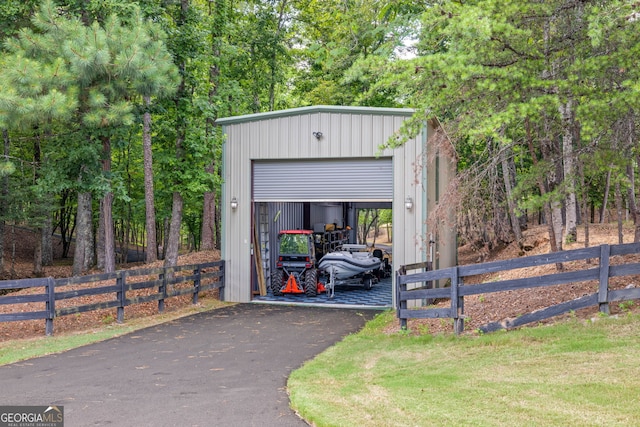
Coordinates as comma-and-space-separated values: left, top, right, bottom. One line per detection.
425, 261, 434, 305
117, 272, 125, 323
397, 267, 407, 330
598, 244, 610, 315
1, 260, 226, 334
193, 266, 201, 304
390, 243, 640, 334
458, 275, 465, 333
159, 270, 166, 313
450, 267, 463, 334
45, 277, 55, 336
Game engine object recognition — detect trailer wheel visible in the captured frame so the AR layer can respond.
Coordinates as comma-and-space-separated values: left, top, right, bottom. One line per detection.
272, 269, 285, 296
363, 276, 373, 290
304, 269, 318, 297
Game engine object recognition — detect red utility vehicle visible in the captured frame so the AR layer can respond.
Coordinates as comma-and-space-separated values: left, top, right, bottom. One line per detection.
271, 230, 325, 297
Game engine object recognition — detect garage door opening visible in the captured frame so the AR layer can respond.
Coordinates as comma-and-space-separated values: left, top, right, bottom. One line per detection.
250, 157, 395, 308
251, 201, 393, 308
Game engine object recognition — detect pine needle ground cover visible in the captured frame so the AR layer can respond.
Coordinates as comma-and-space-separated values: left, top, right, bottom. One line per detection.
288, 311, 640, 427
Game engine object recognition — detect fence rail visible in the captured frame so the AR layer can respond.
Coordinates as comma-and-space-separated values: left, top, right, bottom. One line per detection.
0, 260, 225, 336
396, 243, 640, 334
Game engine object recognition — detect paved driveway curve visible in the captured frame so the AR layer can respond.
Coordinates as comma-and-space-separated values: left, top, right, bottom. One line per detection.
0, 304, 377, 426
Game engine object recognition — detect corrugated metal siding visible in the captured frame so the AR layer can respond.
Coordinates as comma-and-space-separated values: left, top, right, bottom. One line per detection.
236, 111, 404, 160
253, 159, 393, 202
220, 107, 457, 304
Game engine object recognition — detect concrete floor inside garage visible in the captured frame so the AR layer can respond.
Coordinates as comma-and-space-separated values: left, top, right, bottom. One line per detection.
252, 276, 393, 308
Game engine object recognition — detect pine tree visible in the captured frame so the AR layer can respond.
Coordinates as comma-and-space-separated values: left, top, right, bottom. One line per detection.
0, 0, 178, 274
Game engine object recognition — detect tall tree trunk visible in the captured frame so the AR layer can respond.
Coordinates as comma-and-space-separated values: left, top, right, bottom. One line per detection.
545, 124, 564, 253
540, 20, 563, 262
550, 200, 564, 252
99, 192, 115, 272
202, 0, 225, 251
550, 162, 564, 251
98, 136, 115, 273
540, 118, 563, 253
201, 175, 216, 250
74, 5, 98, 276
526, 118, 562, 269
36, 127, 53, 266
164, 192, 184, 268
629, 162, 640, 242
59, 189, 75, 258
0, 129, 9, 273
526, 123, 554, 250
97, 203, 105, 268
560, 99, 577, 243
626, 115, 640, 242
33, 228, 43, 277
500, 144, 523, 249
615, 181, 623, 244
161, 217, 169, 260
119, 209, 131, 264
143, 95, 158, 263
600, 168, 612, 223
578, 159, 591, 263
32, 131, 43, 276
9, 224, 16, 278
42, 215, 53, 266
73, 191, 94, 276
165, 0, 189, 268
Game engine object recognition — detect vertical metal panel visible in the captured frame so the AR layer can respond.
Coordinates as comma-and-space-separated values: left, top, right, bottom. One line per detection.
245, 110, 403, 161
309, 203, 343, 227
426, 119, 457, 271
221, 122, 254, 302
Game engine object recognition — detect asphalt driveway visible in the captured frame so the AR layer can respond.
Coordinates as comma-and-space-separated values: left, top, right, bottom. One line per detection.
0, 304, 378, 426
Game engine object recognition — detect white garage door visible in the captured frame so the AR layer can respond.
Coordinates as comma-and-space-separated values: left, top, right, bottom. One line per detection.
253, 158, 393, 202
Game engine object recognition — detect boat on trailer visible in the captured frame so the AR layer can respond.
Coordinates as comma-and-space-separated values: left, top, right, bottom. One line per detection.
318, 245, 381, 280
318, 244, 383, 297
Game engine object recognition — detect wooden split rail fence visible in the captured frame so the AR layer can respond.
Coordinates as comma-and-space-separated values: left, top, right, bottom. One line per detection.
0, 260, 225, 336
397, 243, 640, 334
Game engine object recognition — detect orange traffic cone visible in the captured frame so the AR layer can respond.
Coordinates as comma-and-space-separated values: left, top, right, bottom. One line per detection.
282, 273, 304, 293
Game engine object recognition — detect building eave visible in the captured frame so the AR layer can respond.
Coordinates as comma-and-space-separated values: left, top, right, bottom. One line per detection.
216, 105, 416, 126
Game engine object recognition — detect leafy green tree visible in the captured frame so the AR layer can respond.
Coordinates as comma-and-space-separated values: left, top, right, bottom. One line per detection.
1, 0, 178, 274
201, 0, 229, 251
161, 0, 205, 268
376, 0, 640, 254
0, 0, 41, 40
0, 7, 79, 274
290, 0, 413, 107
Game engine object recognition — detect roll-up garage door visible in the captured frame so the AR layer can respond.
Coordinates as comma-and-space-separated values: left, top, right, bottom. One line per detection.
253, 158, 393, 202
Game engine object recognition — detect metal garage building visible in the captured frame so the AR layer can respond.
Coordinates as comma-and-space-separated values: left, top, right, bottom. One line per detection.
217, 105, 456, 304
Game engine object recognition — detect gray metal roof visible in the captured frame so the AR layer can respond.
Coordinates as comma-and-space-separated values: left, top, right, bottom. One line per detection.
216, 105, 415, 125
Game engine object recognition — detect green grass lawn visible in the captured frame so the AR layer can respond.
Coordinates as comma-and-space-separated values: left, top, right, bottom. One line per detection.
2, 302, 639, 426
288, 311, 640, 427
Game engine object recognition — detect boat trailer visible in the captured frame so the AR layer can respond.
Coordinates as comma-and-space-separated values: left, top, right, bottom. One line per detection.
321, 266, 376, 298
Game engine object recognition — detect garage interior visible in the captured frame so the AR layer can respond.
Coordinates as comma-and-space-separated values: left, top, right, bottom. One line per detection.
251, 200, 394, 308
249, 157, 396, 308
